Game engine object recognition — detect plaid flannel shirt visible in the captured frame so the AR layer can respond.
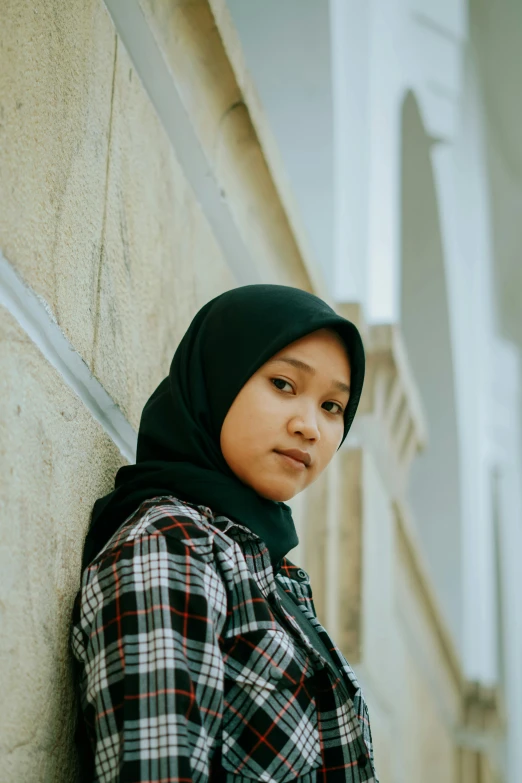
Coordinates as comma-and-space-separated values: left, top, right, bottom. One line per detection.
71, 496, 379, 782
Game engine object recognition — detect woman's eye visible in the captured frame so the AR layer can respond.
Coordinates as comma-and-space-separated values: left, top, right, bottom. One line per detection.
271, 379, 344, 415
271, 377, 292, 392
323, 401, 344, 415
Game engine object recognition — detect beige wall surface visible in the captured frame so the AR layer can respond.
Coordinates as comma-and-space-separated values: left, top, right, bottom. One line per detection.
0, 0, 237, 778
0, 0, 236, 430
0, 305, 124, 781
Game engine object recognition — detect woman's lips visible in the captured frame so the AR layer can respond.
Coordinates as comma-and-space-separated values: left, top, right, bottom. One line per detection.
274, 451, 307, 470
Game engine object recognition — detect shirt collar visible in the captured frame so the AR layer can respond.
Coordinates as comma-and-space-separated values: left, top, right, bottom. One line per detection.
211, 513, 279, 595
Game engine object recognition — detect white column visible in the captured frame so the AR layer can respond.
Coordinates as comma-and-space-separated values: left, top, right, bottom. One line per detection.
429, 43, 499, 683
330, 0, 371, 309
226, 0, 335, 289
365, 0, 404, 324
491, 341, 522, 783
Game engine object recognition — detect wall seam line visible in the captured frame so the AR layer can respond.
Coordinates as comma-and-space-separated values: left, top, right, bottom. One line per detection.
0, 251, 137, 462
102, 0, 260, 286
92, 33, 119, 362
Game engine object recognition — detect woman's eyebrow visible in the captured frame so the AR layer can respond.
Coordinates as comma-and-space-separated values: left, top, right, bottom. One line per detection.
266, 356, 350, 395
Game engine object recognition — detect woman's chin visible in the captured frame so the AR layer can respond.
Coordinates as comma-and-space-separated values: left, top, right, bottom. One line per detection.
252, 481, 298, 503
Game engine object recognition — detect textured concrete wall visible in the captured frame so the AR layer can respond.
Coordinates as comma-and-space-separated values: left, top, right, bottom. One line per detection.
0, 0, 236, 431
0, 307, 124, 781
0, 0, 238, 779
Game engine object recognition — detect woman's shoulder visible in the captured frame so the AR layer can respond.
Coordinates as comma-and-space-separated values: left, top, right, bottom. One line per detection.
91, 494, 230, 568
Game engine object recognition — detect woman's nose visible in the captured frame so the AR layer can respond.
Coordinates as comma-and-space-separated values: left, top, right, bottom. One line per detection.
289, 410, 320, 441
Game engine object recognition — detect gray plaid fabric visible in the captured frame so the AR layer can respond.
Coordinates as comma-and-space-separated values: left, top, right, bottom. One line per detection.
71, 496, 379, 782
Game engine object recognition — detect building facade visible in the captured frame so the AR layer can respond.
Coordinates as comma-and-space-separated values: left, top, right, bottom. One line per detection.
0, 1, 520, 781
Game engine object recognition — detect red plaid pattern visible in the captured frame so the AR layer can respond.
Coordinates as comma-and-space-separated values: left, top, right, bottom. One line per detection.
71, 496, 379, 782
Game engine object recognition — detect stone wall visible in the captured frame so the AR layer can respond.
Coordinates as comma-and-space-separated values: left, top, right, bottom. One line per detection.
0, 0, 266, 777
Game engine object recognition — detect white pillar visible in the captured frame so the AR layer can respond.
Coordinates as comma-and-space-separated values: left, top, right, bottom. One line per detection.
429, 42, 499, 684
492, 341, 522, 783
330, 0, 371, 309
226, 0, 335, 289
365, 0, 403, 324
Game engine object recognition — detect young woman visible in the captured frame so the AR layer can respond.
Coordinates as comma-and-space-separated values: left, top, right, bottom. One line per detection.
72, 283, 379, 782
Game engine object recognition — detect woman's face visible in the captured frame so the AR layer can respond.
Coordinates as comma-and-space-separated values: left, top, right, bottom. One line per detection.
220, 328, 351, 501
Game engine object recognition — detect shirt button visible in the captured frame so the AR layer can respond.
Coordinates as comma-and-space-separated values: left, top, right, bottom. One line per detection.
269, 666, 283, 680
357, 753, 368, 768
296, 569, 308, 581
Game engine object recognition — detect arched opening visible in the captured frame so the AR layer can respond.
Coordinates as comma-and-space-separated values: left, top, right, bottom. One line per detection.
400, 91, 463, 645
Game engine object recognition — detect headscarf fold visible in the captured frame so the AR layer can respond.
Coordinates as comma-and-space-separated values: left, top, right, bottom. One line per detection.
82, 284, 365, 570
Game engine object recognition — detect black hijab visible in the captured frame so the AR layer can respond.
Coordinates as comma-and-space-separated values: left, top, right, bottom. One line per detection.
82, 284, 365, 570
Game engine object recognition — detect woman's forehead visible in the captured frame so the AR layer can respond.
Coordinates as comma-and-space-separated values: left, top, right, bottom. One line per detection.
269, 328, 349, 361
